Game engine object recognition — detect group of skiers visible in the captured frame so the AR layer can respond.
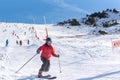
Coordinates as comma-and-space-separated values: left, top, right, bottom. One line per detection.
5, 39, 30, 47
16, 40, 30, 46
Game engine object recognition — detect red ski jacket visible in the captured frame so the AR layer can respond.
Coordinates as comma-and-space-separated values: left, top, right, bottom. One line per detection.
37, 44, 57, 60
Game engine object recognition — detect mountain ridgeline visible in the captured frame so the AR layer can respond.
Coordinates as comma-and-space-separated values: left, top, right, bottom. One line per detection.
57, 9, 120, 27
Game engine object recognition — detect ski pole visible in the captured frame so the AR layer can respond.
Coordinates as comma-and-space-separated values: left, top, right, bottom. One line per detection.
15, 54, 37, 73
58, 57, 62, 73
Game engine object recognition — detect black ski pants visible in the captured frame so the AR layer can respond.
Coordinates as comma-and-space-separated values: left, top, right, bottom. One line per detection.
40, 57, 50, 72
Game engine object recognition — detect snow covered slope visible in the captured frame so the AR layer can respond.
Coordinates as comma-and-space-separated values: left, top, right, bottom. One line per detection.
0, 22, 120, 80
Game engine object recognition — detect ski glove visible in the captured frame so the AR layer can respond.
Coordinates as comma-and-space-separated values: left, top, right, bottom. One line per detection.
36, 50, 40, 54
56, 54, 60, 57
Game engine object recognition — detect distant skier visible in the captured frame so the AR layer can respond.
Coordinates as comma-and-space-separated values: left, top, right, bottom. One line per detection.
27, 40, 30, 45
37, 37, 39, 40
16, 40, 18, 45
19, 40, 22, 46
36, 37, 59, 78
5, 39, 9, 47
24, 32, 26, 35
12, 30, 15, 35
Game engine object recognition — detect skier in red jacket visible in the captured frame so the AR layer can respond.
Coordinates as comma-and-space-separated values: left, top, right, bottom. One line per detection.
37, 37, 59, 78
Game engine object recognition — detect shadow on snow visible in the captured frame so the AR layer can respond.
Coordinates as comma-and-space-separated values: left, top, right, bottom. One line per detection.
17, 75, 39, 80
78, 70, 120, 80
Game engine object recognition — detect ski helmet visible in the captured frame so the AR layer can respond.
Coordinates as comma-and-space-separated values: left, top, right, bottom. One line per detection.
46, 37, 52, 42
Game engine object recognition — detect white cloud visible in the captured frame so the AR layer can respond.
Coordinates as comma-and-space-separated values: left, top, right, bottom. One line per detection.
49, 0, 90, 14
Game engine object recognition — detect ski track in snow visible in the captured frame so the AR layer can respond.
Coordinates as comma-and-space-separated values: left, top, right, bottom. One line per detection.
0, 23, 120, 80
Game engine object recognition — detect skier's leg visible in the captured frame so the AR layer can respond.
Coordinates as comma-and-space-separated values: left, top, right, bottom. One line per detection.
38, 70, 43, 78
38, 58, 48, 77
44, 60, 50, 72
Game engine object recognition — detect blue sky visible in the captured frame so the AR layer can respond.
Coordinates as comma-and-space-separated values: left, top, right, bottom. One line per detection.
0, 0, 120, 24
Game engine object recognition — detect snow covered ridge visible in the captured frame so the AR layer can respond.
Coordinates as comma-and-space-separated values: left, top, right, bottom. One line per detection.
57, 9, 120, 26
83, 9, 120, 26
57, 9, 120, 35
87, 9, 120, 35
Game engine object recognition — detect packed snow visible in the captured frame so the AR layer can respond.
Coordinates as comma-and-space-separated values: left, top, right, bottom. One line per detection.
0, 22, 120, 80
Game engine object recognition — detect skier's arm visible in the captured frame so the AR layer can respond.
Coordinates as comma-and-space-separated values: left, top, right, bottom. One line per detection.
51, 49, 57, 57
51, 47, 59, 57
36, 46, 44, 54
